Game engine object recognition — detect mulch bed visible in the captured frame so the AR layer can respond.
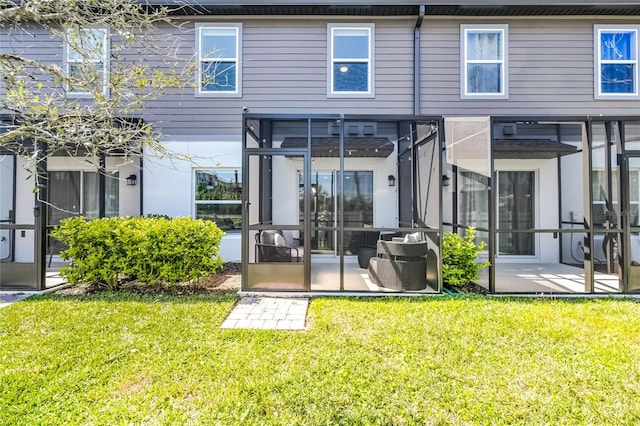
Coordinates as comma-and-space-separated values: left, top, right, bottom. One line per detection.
56, 262, 242, 296
444, 282, 490, 295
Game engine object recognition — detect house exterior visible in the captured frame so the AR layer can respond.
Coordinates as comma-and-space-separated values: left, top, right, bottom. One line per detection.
2, 1, 640, 293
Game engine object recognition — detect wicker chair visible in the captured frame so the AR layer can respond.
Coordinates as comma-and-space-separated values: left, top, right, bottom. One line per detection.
368, 238, 428, 290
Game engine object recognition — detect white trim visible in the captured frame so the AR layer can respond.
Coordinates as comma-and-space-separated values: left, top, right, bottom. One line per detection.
327, 23, 375, 98
64, 27, 109, 98
460, 24, 508, 99
594, 25, 640, 100
195, 23, 243, 97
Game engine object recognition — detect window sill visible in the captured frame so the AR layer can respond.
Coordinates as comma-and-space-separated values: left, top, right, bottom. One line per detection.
460, 94, 509, 100
195, 90, 242, 98
327, 92, 375, 99
594, 94, 640, 100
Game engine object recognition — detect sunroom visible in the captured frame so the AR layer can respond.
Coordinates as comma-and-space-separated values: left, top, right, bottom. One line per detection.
242, 114, 443, 293
242, 113, 640, 294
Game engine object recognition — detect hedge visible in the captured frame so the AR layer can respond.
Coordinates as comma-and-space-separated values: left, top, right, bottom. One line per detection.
51, 216, 225, 288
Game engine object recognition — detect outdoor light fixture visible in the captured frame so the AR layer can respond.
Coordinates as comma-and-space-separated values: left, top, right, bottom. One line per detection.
388, 175, 396, 187
442, 174, 450, 187
126, 174, 137, 186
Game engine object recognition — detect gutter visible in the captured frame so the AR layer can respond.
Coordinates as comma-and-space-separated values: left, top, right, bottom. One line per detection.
414, 5, 425, 115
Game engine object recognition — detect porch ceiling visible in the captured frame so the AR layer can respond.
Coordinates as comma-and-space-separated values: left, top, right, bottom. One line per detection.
281, 137, 394, 158
493, 139, 578, 159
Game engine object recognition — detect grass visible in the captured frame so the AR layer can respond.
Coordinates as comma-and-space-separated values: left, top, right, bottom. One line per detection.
2, 294, 640, 425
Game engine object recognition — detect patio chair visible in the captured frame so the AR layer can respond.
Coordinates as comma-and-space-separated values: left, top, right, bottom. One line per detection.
255, 230, 301, 262
367, 236, 428, 291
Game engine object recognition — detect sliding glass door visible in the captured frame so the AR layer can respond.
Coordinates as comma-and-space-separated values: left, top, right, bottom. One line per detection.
299, 170, 373, 255
497, 171, 535, 256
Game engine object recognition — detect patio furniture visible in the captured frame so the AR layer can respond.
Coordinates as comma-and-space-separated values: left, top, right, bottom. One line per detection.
255, 230, 301, 262
355, 230, 381, 268
367, 237, 428, 290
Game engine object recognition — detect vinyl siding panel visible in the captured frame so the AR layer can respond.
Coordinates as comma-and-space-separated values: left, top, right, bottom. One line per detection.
144, 19, 415, 137
420, 19, 640, 116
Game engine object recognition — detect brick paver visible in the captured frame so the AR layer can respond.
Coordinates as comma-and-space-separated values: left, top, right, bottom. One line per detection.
221, 297, 308, 330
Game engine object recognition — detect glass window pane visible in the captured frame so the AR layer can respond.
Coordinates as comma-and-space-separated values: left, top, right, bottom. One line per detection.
48, 171, 81, 225
195, 170, 242, 201
631, 171, 639, 203
467, 63, 501, 93
68, 28, 106, 62
333, 29, 369, 59
467, 31, 501, 60
498, 171, 535, 256
202, 61, 236, 92
600, 31, 635, 61
333, 62, 368, 92
196, 204, 242, 232
601, 64, 635, 94
68, 63, 104, 92
342, 171, 373, 225
201, 28, 237, 59
106, 172, 119, 217
83, 172, 99, 219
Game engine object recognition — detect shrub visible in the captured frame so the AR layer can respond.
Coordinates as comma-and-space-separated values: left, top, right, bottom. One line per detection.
51, 216, 225, 288
442, 227, 490, 286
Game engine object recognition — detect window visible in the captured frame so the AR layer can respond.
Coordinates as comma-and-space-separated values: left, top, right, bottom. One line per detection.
461, 25, 508, 98
47, 170, 119, 225
595, 26, 639, 98
197, 24, 241, 95
194, 169, 242, 232
328, 24, 374, 97
65, 28, 108, 96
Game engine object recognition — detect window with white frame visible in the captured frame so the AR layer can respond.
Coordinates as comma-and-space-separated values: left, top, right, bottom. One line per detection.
197, 24, 241, 95
328, 24, 374, 96
461, 25, 508, 98
194, 169, 242, 232
65, 27, 108, 96
595, 26, 639, 98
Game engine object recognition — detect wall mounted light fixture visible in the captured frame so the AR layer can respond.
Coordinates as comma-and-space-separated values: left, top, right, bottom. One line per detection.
388, 175, 396, 187
126, 174, 137, 186
442, 175, 450, 187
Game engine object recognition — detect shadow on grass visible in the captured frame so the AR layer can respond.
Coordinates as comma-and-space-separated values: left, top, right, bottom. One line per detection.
315, 294, 640, 306
27, 291, 240, 305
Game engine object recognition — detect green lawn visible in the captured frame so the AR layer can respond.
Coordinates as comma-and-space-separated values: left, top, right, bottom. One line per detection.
2, 294, 640, 425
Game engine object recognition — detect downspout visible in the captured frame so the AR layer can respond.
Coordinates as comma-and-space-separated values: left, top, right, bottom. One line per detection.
414, 4, 425, 115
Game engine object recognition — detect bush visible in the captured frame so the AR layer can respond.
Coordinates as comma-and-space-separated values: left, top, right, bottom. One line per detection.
51, 216, 225, 288
442, 227, 490, 286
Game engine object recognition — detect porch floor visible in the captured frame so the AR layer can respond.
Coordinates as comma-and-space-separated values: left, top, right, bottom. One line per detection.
492, 263, 621, 293
310, 255, 438, 293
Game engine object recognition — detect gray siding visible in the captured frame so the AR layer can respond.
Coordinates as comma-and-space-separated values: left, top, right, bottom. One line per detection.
144, 19, 415, 136
421, 19, 640, 116
3, 16, 640, 139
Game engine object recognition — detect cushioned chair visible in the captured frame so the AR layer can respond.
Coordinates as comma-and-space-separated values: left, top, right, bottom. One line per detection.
368, 237, 428, 291
255, 230, 301, 262
356, 230, 381, 268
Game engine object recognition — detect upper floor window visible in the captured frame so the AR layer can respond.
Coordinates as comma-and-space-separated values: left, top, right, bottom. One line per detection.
461, 25, 508, 99
328, 24, 374, 97
65, 28, 108, 97
595, 26, 639, 98
197, 24, 242, 96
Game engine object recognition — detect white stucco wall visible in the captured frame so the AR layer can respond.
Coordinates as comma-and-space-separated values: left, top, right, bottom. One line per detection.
143, 139, 242, 262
